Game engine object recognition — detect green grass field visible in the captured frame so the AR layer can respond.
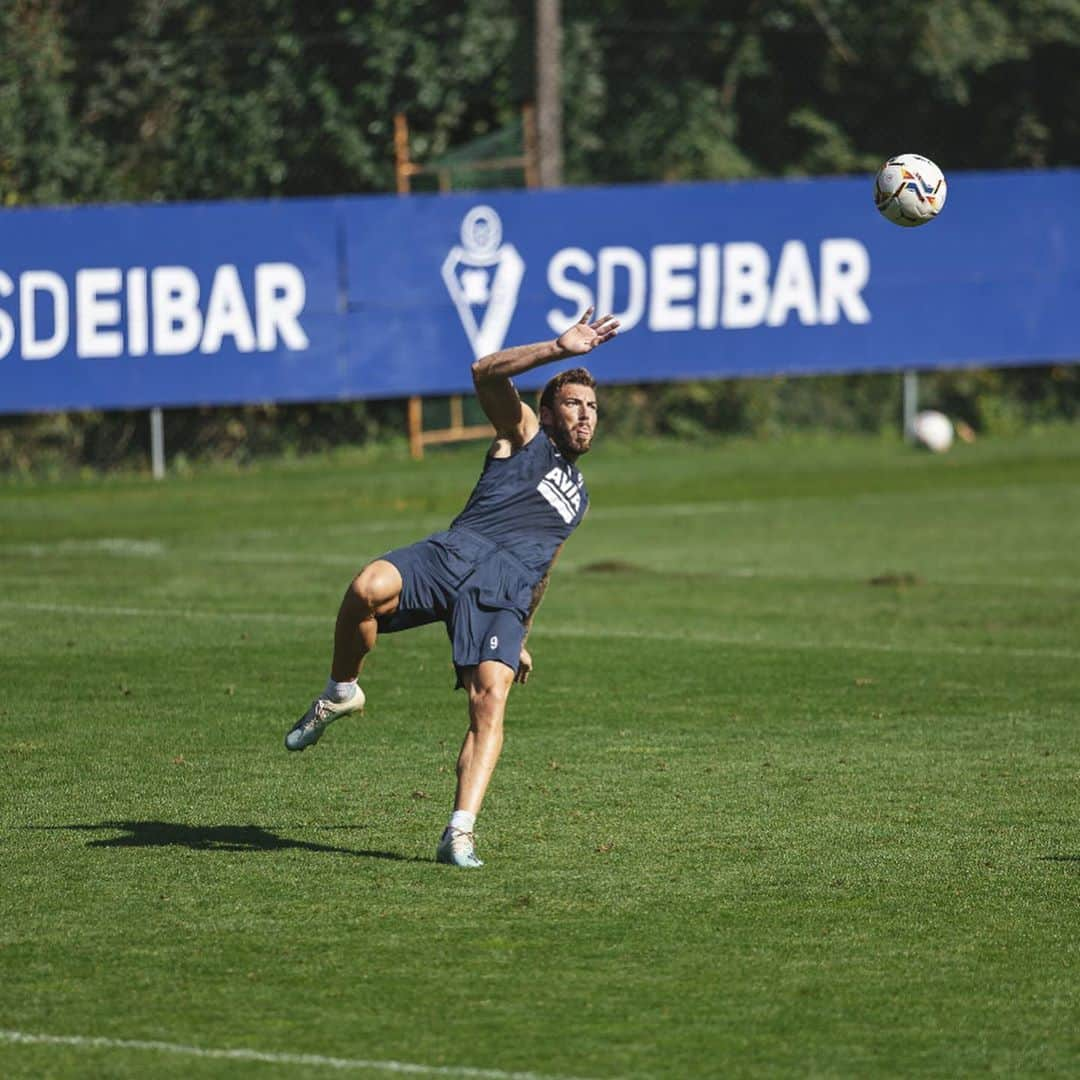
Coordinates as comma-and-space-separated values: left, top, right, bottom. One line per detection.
2, 426, 1079, 1079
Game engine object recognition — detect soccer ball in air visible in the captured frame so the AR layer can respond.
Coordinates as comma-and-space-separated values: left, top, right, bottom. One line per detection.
874, 154, 947, 227
912, 410, 954, 453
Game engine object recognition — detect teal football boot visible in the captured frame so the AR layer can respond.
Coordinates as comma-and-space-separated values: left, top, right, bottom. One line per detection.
285, 685, 365, 751
436, 827, 484, 868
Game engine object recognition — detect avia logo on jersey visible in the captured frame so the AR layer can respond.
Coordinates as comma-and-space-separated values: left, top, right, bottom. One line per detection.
537, 465, 583, 525
442, 206, 525, 359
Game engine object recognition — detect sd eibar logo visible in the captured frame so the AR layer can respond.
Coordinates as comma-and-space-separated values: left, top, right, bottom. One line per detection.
442, 206, 524, 358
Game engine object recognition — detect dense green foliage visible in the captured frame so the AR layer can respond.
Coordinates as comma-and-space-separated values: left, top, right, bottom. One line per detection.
1, 0, 1079, 469
5, 0, 1079, 203
4, 366, 1079, 476
3, 431, 1080, 1076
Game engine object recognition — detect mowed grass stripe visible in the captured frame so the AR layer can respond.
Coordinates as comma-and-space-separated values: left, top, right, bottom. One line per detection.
0, 599, 1077, 662
3, 541, 1079, 591
2, 473, 1075, 531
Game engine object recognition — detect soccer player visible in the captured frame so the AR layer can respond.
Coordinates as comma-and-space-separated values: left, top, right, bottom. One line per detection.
285, 308, 620, 867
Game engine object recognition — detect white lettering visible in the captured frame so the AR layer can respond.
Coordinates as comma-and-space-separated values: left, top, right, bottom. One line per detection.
202, 264, 257, 353
596, 246, 646, 332
76, 268, 124, 357
546, 247, 595, 332
0, 238, 873, 368
548, 466, 580, 499
152, 266, 202, 355
255, 262, 309, 351
0, 272, 14, 359
697, 243, 720, 330
819, 239, 871, 324
649, 244, 697, 332
126, 268, 149, 356
538, 466, 582, 522
539, 239, 873, 338
766, 241, 818, 327
0, 261, 312, 361
20, 271, 69, 360
721, 242, 770, 329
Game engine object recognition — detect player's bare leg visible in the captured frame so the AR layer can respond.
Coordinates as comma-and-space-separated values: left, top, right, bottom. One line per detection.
436, 660, 515, 867
456, 660, 513, 812
331, 560, 403, 680
285, 560, 402, 751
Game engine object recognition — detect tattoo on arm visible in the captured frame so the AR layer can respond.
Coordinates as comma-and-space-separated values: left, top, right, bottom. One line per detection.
523, 572, 550, 643
523, 544, 563, 642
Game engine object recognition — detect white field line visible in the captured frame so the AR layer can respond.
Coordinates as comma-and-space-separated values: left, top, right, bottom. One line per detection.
0, 1028, 600, 1080
2, 541, 1076, 591
0, 599, 1075, 662
0, 599, 325, 624
0, 540, 365, 569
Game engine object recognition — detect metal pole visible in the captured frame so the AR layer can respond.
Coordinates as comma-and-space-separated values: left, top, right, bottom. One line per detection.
535, 0, 563, 187
150, 407, 166, 479
902, 371, 919, 440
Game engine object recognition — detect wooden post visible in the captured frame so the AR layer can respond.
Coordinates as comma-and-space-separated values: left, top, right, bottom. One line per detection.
535, 0, 563, 187
522, 102, 540, 189
408, 395, 424, 460
394, 107, 530, 459
394, 113, 412, 195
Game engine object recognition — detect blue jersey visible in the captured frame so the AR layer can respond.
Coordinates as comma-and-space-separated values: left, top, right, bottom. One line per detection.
377, 430, 589, 678
450, 430, 589, 582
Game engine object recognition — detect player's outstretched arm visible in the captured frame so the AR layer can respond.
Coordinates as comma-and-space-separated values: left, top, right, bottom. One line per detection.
472, 307, 619, 443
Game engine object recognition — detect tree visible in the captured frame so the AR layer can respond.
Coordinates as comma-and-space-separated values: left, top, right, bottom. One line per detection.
0, 0, 102, 205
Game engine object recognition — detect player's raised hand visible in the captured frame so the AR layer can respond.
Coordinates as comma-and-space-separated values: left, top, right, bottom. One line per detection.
556, 306, 620, 356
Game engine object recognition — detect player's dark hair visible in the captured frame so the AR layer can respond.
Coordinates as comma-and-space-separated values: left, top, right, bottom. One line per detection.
539, 367, 597, 415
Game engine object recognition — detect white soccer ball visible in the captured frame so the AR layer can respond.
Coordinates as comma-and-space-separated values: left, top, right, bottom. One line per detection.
874, 154, 947, 227
912, 410, 954, 453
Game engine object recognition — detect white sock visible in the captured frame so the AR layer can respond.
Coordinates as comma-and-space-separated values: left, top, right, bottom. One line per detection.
323, 678, 357, 703
448, 810, 476, 834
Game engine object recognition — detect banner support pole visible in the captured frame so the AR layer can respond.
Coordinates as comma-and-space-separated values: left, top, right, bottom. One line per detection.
150, 407, 166, 479
902, 371, 919, 441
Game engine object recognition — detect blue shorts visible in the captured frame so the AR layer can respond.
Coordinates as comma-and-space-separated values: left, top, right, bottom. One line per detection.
377, 528, 535, 688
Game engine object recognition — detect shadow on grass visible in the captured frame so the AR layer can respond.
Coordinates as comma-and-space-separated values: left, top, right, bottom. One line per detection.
29, 821, 427, 862
1039, 855, 1080, 863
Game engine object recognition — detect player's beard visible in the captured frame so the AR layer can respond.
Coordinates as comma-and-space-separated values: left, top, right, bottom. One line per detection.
551, 419, 592, 459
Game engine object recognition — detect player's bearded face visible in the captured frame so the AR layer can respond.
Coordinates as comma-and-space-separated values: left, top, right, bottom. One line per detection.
544, 385, 598, 457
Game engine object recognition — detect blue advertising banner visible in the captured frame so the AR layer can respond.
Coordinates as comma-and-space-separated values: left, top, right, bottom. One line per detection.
2, 170, 1078, 413
0, 199, 340, 413
344, 171, 1080, 395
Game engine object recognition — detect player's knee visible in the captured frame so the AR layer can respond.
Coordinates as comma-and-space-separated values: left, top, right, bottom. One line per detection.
469, 670, 511, 718
469, 704, 505, 742
341, 576, 370, 617
346, 562, 398, 612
